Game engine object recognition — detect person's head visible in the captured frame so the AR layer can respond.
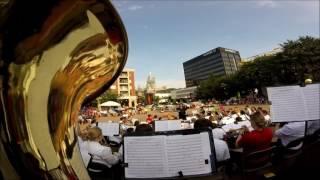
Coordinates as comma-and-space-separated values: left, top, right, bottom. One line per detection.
194, 119, 214, 129
87, 127, 103, 141
79, 129, 88, 141
249, 112, 266, 129
240, 110, 246, 115
126, 128, 134, 134
235, 117, 242, 123
153, 115, 158, 119
208, 116, 215, 122
251, 107, 257, 112
135, 124, 153, 133
134, 120, 140, 126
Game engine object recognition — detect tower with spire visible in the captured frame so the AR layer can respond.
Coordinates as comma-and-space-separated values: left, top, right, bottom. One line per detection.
145, 72, 156, 105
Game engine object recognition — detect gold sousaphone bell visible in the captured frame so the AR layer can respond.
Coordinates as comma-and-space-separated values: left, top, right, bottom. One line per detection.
0, 0, 128, 179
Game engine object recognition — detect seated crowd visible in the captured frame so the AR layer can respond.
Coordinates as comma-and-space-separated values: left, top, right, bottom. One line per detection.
77, 105, 320, 179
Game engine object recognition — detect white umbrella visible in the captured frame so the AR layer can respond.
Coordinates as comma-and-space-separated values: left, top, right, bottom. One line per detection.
100, 101, 121, 107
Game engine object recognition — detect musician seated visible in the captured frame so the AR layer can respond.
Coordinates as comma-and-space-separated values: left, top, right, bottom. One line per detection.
194, 119, 230, 162
86, 127, 122, 168
274, 121, 305, 150
235, 111, 273, 154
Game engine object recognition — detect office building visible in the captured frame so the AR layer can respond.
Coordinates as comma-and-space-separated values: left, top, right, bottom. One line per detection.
183, 47, 241, 87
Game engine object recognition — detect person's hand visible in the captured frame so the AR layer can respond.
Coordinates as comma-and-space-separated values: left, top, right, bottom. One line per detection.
242, 125, 249, 132
239, 126, 249, 135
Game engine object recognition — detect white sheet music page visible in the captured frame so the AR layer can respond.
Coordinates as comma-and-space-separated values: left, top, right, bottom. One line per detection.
124, 136, 167, 178
167, 120, 181, 131
155, 121, 168, 132
267, 86, 308, 122
98, 122, 119, 136
165, 133, 212, 177
302, 84, 320, 120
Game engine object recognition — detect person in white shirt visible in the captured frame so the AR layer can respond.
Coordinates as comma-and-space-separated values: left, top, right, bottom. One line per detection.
86, 127, 121, 168
194, 119, 230, 162
212, 128, 226, 140
220, 116, 235, 125
275, 122, 305, 150
239, 110, 250, 121
77, 125, 90, 167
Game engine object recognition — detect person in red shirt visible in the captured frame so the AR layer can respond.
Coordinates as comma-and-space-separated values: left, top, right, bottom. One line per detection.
236, 111, 273, 154
146, 114, 153, 124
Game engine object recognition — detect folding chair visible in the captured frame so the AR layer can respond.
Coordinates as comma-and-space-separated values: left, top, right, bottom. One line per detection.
241, 146, 276, 180
87, 153, 113, 180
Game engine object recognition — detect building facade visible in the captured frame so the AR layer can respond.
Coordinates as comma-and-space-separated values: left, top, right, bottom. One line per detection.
242, 47, 283, 62
171, 86, 197, 100
183, 47, 241, 87
110, 68, 137, 107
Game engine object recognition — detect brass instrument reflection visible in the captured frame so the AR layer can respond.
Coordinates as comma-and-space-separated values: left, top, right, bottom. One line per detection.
0, 0, 128, 179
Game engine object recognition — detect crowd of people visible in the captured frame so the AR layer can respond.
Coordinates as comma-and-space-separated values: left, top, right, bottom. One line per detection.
76, 103, 320, 179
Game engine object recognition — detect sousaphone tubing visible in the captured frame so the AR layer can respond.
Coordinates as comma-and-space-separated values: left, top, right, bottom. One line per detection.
0, 0, 128, 179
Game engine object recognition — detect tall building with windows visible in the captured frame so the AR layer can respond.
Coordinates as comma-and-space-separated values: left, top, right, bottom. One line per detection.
110, 68, 137, 107
183, 47, 241, 87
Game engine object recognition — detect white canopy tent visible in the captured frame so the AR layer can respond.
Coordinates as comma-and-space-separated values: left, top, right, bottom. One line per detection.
100, 101, 121, 107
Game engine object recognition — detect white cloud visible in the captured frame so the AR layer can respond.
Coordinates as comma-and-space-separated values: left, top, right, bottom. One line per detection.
128, 5, 143, 11
256, 0, 277, 8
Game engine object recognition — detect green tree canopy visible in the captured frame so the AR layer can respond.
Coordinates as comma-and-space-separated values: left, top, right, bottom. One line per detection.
99, 90, 119, 103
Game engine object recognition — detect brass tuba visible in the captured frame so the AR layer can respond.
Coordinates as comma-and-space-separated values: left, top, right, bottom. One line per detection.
0, 0, 128, 179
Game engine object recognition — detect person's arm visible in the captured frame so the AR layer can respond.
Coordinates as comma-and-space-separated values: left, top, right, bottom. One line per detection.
235, 127, 248, 148
235, 134, 243, 148
100, 147, 120, 165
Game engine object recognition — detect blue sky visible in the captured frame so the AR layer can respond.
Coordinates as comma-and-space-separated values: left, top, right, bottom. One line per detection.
111, 0, 319, 89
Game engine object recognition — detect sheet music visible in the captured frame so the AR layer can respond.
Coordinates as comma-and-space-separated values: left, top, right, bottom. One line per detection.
155, 121, 169, 132
155, 120, 181, 132
124, 136, 167, 178
168, 120, 181, 131
166, 133, 211, 176
302, 84, 320, 120
267, 84, 320, 122
124, 132, 213, 178
98, 122, 119, 136
267, 86, 308, 122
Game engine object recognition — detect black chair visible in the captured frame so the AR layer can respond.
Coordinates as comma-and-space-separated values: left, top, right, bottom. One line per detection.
271, 137, 304, 177
304, 128, 320, 145
241, 146, 276, 180
283, 137, 304, 159
87, 153, 113, 180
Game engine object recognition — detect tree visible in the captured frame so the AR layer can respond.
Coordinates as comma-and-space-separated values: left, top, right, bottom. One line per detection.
98, 90, 119, 103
